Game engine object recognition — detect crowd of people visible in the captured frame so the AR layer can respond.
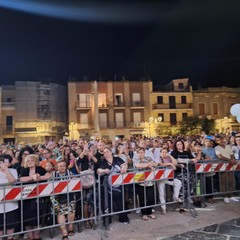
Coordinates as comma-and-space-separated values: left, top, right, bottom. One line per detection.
0, 132, 240, 239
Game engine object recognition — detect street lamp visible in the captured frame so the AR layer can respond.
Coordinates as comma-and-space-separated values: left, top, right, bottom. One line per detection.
148, 116, 162, 137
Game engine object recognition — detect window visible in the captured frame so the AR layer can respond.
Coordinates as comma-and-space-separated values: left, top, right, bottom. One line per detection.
115, 113, 124, 127
41, 105, 49, 112
5, 98, 12, 102
181, 96, 187, 104
212, 103, 219, 115
80, 113, 88, 128
169, 96, 176, 109
170, 113, 177, 125
157, 96, 163, 104
115, 93, 123, 106
99, 113, 107, 128
6, 116, 13, 132
98, 93, 107, 107
182, 113, 188, 121
178, 83, 184, 89
77, 94, 91, 107
133, 112, 141, 126
198, 103, 205, 115
158, 113, 164, 122
132, 93, 141, 105
43, 90, 50, 95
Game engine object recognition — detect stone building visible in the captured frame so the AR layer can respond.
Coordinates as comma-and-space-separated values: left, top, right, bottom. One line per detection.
192, 86, 240, 134
150, 78, 193, 135
0, 81, 67, 144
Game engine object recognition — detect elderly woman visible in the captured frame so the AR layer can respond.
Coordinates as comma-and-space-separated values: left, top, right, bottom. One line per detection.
20, 154, 51, 240
134, 147, 158, 221
97, 147, 129, 225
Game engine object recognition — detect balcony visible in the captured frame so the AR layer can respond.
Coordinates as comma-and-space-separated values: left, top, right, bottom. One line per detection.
113, 102, 126, 108
75, 101, 91, 110
98, 103, 109, 109
2, 102, 15, 108
129, 122, 145, 128
130, 101, 145, 108
152, 103, 192, 110
78, 124, 94, 129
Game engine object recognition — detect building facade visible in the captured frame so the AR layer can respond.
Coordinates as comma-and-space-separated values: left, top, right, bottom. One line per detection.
192, 86, 240, 134
68, 78, 240, 139
0, 81, 67, 144
68, 80, 152, 140
150, 78, 193, 131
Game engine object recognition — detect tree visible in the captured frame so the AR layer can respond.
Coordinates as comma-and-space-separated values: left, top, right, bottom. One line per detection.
179, 116, 215, 136
179, 116, 201, 135
201, 118, 215, 134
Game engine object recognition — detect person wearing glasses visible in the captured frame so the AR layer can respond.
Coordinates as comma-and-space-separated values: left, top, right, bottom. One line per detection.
39, 149, 57, 169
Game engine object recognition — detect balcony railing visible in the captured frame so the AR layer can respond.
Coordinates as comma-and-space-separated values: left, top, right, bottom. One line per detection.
152, 103, 192, 110
114, 102, 126, 107
75, 101, 91, 109
130, 101, 145, 107
2, 102, 15, 108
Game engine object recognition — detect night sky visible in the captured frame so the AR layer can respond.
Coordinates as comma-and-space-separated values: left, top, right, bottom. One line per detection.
1, 0, 240, 88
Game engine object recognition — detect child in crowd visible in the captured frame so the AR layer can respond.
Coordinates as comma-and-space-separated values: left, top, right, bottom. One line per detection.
51, 161, 76, 240
44, 161, 55, 176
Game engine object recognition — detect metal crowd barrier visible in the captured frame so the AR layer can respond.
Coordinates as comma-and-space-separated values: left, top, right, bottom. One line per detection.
2, 161, 238, 239
0, 171, 97, 239
185, 159, 240, 217
98, 167, 181, 233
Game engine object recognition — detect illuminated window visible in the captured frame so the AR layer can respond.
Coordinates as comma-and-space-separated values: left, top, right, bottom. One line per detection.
98, 93, 107, 107
77, 94, 91, 107
132, 93, 141, 105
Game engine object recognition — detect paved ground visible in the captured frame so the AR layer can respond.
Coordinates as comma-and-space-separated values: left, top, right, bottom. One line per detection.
40, 199, 240, 240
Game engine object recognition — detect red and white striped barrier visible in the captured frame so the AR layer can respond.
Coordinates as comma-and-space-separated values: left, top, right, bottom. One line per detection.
0, 179, 81, 202
111, 169, 174, 186
195, 163, 240, 173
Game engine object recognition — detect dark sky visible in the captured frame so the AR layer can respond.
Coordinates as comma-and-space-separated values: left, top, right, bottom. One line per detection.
1, 0, 240, 88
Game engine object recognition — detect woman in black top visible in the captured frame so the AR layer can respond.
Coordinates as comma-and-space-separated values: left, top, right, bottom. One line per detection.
77, 147, 97, 229
97, 147, 129, 225
171, 139, 199, 206
20, 154, 51, 240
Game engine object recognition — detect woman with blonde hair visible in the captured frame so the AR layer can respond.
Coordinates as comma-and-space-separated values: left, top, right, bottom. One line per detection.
20, 154, 51, 240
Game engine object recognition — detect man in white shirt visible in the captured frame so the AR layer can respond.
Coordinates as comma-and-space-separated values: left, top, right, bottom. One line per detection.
132, 139, 155, 164
215, 135, 238, 203
149, 138, 162, 162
